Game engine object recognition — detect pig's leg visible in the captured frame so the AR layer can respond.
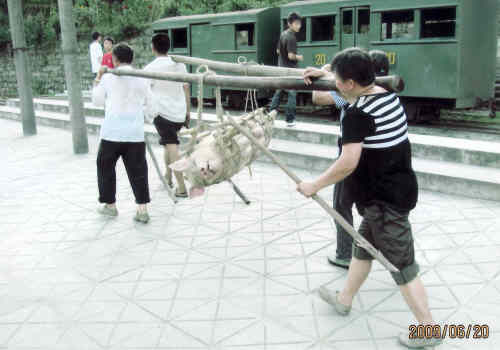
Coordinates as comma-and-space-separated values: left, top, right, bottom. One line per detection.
166, 144, 188, 196
163, 147, 173, 187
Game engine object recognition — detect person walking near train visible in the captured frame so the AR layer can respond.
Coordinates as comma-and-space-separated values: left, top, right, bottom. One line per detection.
144, 33, 191, 198
269, 12, 303, 127
299, 48, 442, 348
311, 50, 391, 270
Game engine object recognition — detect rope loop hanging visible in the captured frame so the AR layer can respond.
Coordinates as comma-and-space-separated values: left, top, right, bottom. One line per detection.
236, 56, 259, 113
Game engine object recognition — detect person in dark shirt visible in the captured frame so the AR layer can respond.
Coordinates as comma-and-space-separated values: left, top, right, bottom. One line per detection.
312, 51, 391, 270
269, 12, 303, 127
300, 48, 442, 349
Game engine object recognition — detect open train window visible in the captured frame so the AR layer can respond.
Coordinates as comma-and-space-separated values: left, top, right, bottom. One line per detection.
172, 28, 187, 48
358, 9, 370, 34
282, 19, 306, 42
236, 23, 255, 47
381, 10, 414, 40
343, 10, 353, 34
312, 16, 335, 41
421, 7, 456, 38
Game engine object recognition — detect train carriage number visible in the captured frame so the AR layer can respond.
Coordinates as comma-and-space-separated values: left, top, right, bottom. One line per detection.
386, 52, 396, 65
314, 53, 327, 66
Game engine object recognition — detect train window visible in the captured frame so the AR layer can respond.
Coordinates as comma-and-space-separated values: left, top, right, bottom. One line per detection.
421, 7, 456, 38
312, 16, 335, 41
343, 10, 353, 34
172, 28, 187, 48
236, 23, 255, 47
358, 9, 370, 34
381, 11, 414, 40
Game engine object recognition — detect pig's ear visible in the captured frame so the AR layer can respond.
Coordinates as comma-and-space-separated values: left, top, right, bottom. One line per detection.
169, 158, 194, 172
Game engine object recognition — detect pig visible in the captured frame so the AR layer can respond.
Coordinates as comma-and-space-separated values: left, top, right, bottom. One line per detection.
169, 108, 276, 198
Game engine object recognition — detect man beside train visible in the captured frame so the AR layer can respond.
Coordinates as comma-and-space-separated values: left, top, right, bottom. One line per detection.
269, 12, 303, 127
298, 48, 442, 348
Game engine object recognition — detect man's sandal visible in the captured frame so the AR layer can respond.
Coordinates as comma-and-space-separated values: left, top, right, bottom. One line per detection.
318, 286, 352, 315
175, 188, 188, 198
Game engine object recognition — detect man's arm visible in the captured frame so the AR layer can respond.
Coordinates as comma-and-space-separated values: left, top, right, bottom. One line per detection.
92, 76, 106, 107
297, 143, 362, 197
304, 67, 337, 105
286, 35, 303, 62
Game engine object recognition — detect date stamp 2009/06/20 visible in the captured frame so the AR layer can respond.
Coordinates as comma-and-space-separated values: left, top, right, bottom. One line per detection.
409, 324, 489, 340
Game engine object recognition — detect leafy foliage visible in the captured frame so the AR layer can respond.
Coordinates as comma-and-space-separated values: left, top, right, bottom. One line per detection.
0, 0, 289, 49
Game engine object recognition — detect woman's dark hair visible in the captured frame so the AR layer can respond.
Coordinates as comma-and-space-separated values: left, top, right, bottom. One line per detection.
369, 50, 389, 77
103, 36, 114, 44
331, 47, 375, 87
92, 32, 101, 41
152, 33, 170, 54
112, 43, 134, 64
287, 12, 302, 24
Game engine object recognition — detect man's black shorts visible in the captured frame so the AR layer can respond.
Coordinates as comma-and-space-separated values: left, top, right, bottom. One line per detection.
153, 116, 184, 145
353, 202, 419, 285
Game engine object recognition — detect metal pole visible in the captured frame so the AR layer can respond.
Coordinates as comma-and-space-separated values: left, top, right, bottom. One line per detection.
226, 115, 399, 273
57, 0, 89, 154
7, 0, 36, 136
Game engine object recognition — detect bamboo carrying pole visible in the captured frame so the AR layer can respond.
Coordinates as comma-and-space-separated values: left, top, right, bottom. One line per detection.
226, 115, 399, 273
7, 0, 36, 136
103, 67, 402, 93
145, 142, 178, 204
170, 55, 405, 93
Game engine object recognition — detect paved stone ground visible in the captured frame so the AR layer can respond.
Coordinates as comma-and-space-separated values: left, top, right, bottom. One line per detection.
1, 118, 499, 350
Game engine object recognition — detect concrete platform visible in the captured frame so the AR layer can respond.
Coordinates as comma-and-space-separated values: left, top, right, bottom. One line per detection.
2, 99, 500, 201
0, 118, 499, 350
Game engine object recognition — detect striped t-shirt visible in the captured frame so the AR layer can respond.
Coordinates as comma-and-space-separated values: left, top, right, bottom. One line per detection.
353, 92, 408, 149
341, 92, 418, 211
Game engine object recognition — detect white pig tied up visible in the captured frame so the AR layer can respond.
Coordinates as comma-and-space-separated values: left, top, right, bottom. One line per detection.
170, 108, 276, 198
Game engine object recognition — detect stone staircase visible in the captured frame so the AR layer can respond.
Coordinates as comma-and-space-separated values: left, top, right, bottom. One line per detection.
1, 96, 500, 201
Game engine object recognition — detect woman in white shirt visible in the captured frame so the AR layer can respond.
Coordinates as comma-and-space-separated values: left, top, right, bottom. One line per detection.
92, 43, 152, 223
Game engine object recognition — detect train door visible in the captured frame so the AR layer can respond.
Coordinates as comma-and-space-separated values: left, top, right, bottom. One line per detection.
340, 6, 370, 49
190, 23, 212, 98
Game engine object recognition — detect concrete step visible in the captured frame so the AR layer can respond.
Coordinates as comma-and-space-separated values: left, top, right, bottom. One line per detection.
1, 105, 500, 202
266, 139, 500, 202
6, 98, 500, 169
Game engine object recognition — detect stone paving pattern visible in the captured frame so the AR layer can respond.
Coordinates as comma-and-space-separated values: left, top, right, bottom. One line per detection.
1, 119, 499, 349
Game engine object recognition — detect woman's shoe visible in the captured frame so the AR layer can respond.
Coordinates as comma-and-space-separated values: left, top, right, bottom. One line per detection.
134, 211, 150, 223
98, 205, 118, 217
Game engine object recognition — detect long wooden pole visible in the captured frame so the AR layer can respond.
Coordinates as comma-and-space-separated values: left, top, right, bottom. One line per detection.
145, 142, 178, 204
104, 67, 402, 92
170, 54, 405, 93
58, 0, 88, 154
226, 115, 399, 273
7, 0, 36, 136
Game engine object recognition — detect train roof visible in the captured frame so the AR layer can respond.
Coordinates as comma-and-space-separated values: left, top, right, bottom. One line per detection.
282, 0, 345, 7
153, 8, 269, 26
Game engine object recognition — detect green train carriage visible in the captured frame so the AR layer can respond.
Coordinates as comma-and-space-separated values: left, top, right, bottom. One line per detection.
151, 8, 280, 108
280, 0, 497, 120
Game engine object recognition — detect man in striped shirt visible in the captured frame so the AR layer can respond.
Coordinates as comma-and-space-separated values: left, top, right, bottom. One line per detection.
299, 48, 442, 348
